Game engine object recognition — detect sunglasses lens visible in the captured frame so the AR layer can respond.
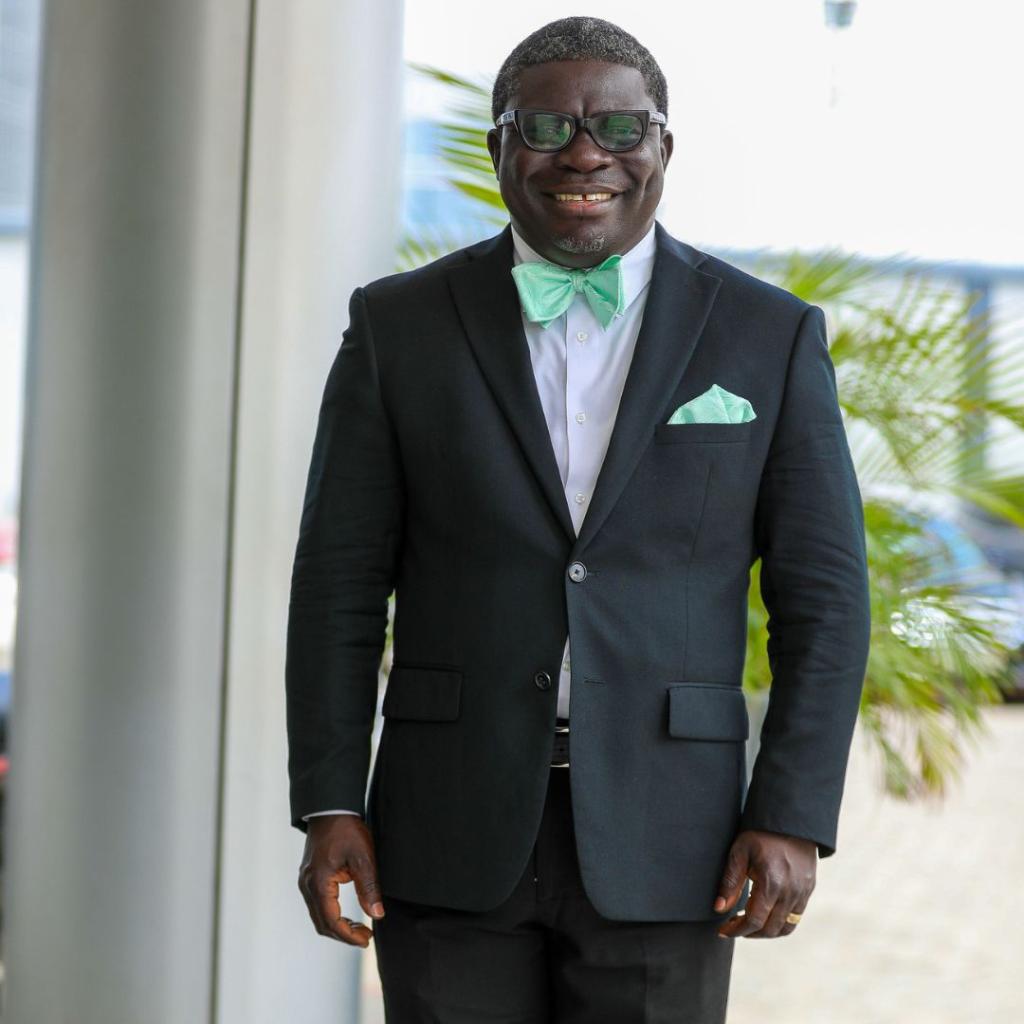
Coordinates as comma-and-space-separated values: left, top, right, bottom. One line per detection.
520, 112, 573, 151
593, 113, 645, 151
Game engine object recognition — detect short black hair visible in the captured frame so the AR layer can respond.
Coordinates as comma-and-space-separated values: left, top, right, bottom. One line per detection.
491, 16, 668, 123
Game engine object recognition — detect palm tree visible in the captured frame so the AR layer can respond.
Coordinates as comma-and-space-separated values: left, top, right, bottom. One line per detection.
396, 62, 1024, 800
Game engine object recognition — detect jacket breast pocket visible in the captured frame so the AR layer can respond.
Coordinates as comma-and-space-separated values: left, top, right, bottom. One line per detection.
382, 663, 463, 721
654, 420, 754, 445
666, 682, 749, 741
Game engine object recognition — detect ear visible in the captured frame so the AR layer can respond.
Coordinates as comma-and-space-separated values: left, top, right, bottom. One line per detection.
486, 127, 502, 176
660, 128, 674, 171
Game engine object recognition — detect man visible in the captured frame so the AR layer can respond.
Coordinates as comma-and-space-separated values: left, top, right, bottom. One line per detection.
286, 15, 871, 1023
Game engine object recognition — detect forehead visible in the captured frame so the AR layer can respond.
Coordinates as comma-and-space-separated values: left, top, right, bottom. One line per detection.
510, 60, 654, 114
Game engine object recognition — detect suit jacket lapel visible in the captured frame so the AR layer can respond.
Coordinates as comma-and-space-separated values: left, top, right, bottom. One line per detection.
572, 222, 722, 554
446, 220, 723, 554
448, 225, 578, 543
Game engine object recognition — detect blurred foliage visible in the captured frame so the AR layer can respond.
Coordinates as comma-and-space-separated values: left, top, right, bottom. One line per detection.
397, 64, 506, 272
394, 61, 1024, 801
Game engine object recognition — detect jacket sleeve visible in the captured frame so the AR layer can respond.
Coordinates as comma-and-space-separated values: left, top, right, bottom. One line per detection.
285, 286, 404, 832
738, 303, 871, 858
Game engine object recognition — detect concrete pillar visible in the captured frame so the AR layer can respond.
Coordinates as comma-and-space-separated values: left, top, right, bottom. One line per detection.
3, 1, 403, 1021
215, 1, 403, 1020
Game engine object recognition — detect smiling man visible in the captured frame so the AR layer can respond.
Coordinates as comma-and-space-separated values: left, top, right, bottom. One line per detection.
286, 15, 871, 1023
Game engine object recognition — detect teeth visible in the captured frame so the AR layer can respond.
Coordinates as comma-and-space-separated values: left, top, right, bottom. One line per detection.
553, 192, 613, 201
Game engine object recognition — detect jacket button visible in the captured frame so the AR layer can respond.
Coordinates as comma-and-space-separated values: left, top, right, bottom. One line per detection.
568, 561, 587, 582
534, 671, 552, 690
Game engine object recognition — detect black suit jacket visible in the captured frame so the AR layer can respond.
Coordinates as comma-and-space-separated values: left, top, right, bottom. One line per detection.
285, 220, 871, 922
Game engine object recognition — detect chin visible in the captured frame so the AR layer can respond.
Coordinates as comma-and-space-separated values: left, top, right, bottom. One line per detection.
551, 232, 608, 255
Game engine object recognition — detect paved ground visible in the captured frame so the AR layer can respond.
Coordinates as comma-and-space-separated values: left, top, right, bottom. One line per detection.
360, 704, 1024, 1023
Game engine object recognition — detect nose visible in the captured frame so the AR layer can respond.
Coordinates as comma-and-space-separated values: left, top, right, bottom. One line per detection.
555, 126, 613, 173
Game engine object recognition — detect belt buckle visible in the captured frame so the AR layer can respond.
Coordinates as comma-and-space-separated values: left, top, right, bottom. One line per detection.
551, 721, 570, 768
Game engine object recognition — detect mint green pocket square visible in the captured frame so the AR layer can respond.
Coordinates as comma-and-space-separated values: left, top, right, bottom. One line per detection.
666, 384, 756, 424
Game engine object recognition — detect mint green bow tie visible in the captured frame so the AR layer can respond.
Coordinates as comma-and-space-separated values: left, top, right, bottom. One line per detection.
511, 254, 626, 329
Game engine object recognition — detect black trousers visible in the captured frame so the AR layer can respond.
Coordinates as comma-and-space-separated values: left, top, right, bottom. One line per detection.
373, 765, 735, 1023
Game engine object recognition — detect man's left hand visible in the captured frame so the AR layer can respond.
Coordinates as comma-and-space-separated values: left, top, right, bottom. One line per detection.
713, 829, 817, 939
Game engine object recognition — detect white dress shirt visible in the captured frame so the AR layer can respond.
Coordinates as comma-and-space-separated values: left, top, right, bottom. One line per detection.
304, 220, 658, 821
511, 220, 657, 719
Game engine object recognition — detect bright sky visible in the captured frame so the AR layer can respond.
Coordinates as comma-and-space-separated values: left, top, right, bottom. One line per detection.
403, 0, 1024, 267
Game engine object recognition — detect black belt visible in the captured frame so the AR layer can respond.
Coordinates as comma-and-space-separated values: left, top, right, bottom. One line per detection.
551, 717, 570, 768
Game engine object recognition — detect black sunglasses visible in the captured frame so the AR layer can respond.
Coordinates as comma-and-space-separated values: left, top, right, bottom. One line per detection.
494, 108, 667, 153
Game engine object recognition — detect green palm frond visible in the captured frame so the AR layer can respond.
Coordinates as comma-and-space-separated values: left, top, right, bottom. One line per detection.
753, 246, 898, 307
748, 256, 1024, 795
405, 63, 491, 97
395, 227, 479, 273
403, 63, 506, 260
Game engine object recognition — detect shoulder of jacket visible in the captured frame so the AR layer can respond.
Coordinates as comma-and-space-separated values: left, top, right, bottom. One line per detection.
693, 249, 813, 322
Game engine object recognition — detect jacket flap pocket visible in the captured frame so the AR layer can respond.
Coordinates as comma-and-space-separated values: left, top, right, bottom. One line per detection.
382, 664, 462, 721
667, 683, 749, 741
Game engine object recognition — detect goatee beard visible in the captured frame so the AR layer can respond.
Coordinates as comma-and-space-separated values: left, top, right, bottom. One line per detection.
551, 233, 607, 255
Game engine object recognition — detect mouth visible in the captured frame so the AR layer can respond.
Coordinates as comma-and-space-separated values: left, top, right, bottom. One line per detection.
543, 191, 620, 213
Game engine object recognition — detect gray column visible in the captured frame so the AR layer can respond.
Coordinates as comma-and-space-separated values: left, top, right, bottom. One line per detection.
214, 1, 403, 1021
2, 1, 403, 1021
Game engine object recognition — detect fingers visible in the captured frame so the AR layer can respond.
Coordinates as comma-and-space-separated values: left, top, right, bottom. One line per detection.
327, 907, 376, 948
716, 874, 774, 939
715, 831, 817, 939
349, 849, 386, 921
713, 842, 750, 914
297, 825, 384, 948
770, 891, 812, 939
744, 854, 815, 939
718, 874, 815, 939
316, 874, 375, 948
300, 867, 372, 947
742, 882, 811, 939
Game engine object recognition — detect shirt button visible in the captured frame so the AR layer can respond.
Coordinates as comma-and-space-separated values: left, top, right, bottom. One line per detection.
562, 660, 571, 672
574, 492, 586, 504
576, 331, 588, 342
575, 412, 586, 424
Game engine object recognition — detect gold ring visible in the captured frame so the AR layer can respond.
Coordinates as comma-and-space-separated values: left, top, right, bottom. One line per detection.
785, 912, 802, 925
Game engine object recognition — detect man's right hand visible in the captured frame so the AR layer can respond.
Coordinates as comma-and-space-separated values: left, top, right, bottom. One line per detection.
297, 815, 385, 948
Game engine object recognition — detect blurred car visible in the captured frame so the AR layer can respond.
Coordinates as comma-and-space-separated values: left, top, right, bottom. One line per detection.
891, 508, 1024, 698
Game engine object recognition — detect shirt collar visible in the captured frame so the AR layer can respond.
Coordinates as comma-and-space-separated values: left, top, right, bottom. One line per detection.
510, 220, 658, 313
